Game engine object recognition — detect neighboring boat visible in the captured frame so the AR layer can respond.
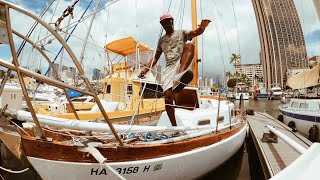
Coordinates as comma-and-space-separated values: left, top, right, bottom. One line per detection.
0, 1, 247, 179
279, 63, 320, 142
226, 91, 234, 99
279, 94, 320, 142
270, 86, 283, 100
43, 37, 166, 121
233, 82, 249, 100
254, 83, 269, 100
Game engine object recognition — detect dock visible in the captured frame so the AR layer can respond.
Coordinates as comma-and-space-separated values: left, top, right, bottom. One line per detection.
247, 112, 312, 179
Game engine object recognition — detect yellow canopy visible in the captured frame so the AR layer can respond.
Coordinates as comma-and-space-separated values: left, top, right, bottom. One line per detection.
105, 37, 153, 56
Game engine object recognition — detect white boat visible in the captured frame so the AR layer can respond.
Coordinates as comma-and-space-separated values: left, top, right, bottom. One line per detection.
254, 82, 269, 100
279, 63, 320, 142
1, 88, 247, 180
0, 1, 247, 179
270, 86, 283, 100
279, 96, 320, 142
12, 89, 247, 179
234, 83, 249, 100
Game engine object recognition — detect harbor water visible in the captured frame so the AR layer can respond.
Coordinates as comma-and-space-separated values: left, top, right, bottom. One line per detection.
198, 99, 281, 180
1, 99, 282, 180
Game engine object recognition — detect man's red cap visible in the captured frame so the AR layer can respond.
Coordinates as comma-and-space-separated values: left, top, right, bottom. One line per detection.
160, 13, 173, 22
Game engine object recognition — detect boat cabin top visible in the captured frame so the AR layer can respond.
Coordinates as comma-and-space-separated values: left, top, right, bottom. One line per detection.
285, 98, 320, 111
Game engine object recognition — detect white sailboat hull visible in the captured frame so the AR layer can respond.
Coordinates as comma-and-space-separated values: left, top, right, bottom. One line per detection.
27, 124, 247, 180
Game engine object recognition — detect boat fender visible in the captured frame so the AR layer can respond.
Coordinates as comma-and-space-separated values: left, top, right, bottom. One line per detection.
308, 125, 319, 142
246, 109, 254, 115
277, 115, 283, 122
288, 121, 297, 132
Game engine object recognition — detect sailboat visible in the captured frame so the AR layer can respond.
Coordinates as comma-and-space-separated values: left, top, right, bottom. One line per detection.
35, 37, 165, 122
0, 0, 247, 179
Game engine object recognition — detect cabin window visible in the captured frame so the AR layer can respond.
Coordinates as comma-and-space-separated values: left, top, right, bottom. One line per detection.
106, 85, 111, 94
198, 119, 210, 125
127, 84, 133, 95
291, 102, 299, 108
299, 103, 308, 109
217, 116, 224, 123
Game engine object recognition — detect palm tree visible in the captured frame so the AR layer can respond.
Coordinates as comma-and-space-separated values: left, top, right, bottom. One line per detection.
225, 71, 232, 80
234, 71, 240, 78
229, 53, 241, 68
229, 53, 241, 83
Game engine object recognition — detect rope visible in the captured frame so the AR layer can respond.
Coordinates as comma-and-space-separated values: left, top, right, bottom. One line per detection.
54, 0, 80, 31
84, 144, 126, 179
34, 0, 121, 46
38, 0, 61, 69
128, 73, 151, 125
0, 166, 29, 174
102, 163, 126, 180
210, 1, 226, 86
231, 0, 241, 62
124, 0, 175, 126
212, 0, 232, 55
8, 119, 31, 137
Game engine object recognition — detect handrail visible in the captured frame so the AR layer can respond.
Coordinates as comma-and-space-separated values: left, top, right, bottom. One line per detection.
0, 0, 124, 146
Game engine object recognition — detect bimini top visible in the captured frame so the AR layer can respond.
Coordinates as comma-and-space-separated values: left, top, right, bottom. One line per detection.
104, 36, 153, 56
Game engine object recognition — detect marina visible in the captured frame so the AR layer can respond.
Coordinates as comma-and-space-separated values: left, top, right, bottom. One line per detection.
247, 112, 312, 178
0, 0, 320, 179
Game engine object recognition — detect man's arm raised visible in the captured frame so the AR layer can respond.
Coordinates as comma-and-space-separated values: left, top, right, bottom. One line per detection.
188, 19, 211, 40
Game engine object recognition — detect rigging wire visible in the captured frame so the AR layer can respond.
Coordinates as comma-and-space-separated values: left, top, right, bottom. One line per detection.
231, 0, 241, 63
212, 0, 232, 56
38, 0, 61, 70
33, 0, 120, 47
200, 0, 204, 82
104, 6, 111, 74
127, 0, 173, 129
180, 0, 185, 29
44, 0, 94, 76
0, 0, 56, 96
210, 0, 226, 86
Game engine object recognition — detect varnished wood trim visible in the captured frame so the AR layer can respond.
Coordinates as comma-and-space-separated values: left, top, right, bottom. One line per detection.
21, 122, 246, 163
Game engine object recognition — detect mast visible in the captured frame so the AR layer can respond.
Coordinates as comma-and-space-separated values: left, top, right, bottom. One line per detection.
191, 0, 198, 86
79, 0, 101, 68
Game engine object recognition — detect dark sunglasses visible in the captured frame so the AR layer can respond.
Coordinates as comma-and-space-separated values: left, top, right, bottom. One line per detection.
160, 19, 173, 26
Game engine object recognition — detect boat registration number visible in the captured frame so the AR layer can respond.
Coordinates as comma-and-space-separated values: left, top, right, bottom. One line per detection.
90, 164, 163, 175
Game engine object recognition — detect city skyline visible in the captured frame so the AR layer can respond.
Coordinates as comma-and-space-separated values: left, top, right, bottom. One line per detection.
252, 0, 308, 89
1, 0, 320, 82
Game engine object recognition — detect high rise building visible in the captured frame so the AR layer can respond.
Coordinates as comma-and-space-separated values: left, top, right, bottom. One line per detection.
252, 0, 308, 88
92, 68, 101, 80
313, 0, 320, 21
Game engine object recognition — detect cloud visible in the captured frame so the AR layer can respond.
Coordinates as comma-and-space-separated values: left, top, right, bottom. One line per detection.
1, 0, 320, 82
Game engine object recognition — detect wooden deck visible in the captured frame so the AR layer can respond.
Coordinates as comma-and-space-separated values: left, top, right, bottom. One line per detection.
247, 112, 312, 179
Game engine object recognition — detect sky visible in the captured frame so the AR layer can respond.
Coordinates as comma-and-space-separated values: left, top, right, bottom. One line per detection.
1, 0, 320, 81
